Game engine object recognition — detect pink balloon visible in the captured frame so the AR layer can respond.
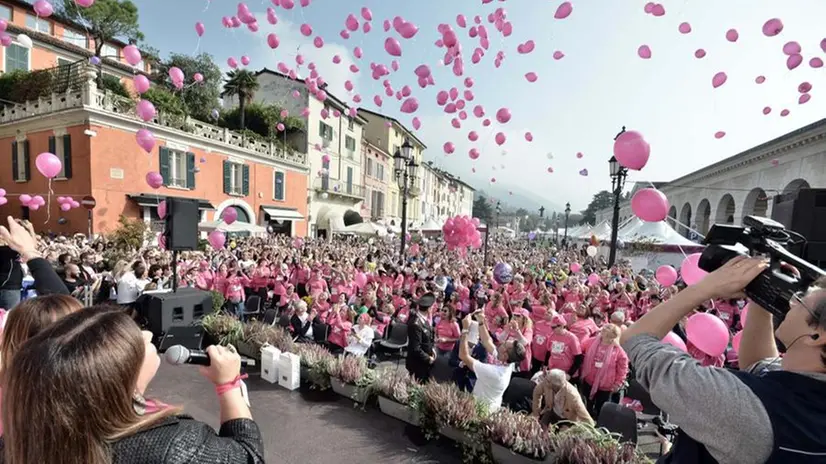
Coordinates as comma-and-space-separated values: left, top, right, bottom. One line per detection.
650, 3, 665, 16
694, 48, 706, 59
400, 97, 418, 113
678, 22, 691, 34
763, 106, 772, 115
267, 33, 280, 49
195, 21, 205, 37
33, 0, 54, 17
798, 82, 812, 93
157, 200, 167, 219
396, 20, 419, 39
208, 230, 226, 250
810, 57, 824, 68
552, 51, 565, 60
783, 41, 801, 56
662, 331, 687, 351
363, 22, 372, 33
576, 152, 584, 159
145, 171, 164, 189
340, 30, 350, 39
35, 152, 62, 178
457, 14, 466, 28
354, 272, 367, 289
468, 131, 479, 141
123, 45, 142, 66
169, 67, 184, 83
613, 130, 650, 171
554, 2, 572, 19
525, 72, 538, 83
494, 132, 506, 145
686, 313, 729, 357
136, 99, 156, 122
781, 109, 790, 117
383, 19, 391, 32
714, 131, 726, 139
656, 265, 678, 287
444, 142, 455, 154
384, 37, 402, 56
136, 129, 155, 153
638, 45, 652, 59
712, 72, 727, 88
631, 188, 669, 222
134, 75, 150, 94
725, 29, 739, 42
345, 13, 359, 32
755, 75, 766, 84
373, 95, 383, 106
525, 132, 533, 141
60, 203, 71, 212
19, 194, 32, 206
360, 7, 372, 21
787, 54, 803, 70
222, 207, 238, 225
496, 107, 511, 124
547, 167, 553, 173
799, 94, 811, 105
762, 18, 783, 37
680, 253, 707, 286
412, 117, 421, 130
300, 23, 312, 36
227, 57, 238, 69
193, 73, 203, 83
570, 262, 581, 273
587, 273, 600, 285
469, 148, 480, 160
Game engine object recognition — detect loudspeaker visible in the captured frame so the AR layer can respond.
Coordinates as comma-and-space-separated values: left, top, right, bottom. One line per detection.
137, 288, 213, 340
158, 325, 207, 353
165, 197, 200, 251
771, 188, 826, 262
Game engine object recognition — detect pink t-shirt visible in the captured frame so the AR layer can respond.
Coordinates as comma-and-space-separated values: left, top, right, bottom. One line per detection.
531, 320, 555, 361
435, 320, 461, 351
545, 330, 582, 373
715, 301, 739, 328
328, 320, 352, 348
568, 317, 600, 343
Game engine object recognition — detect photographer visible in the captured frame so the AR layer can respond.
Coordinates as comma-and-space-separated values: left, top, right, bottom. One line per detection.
620, 256, 826, 463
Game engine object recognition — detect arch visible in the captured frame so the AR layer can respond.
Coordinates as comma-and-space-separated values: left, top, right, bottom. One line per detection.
742, 188, 769, 218
228, 205, 250, 223
343, 210, 363, 226
696, 199, 711, 236
213, 198, 256, 224
716, 194, 736, 224
678, 203, 692, 237
783, 178, 810, 194
667, 206, 677, 227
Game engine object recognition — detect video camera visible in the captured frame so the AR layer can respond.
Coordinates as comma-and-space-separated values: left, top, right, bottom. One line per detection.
699, 216, 826, 320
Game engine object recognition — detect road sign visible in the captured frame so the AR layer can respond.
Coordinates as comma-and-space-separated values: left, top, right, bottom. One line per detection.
81, 196, 96, 210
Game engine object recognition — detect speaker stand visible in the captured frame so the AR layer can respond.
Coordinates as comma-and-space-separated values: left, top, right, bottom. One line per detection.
171, 249, 179, 292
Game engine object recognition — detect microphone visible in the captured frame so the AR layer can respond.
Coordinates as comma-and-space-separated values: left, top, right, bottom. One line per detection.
164, 345, 248, 367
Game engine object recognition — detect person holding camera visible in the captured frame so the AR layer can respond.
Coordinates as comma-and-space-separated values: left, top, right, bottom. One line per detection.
621, 256, 826, 463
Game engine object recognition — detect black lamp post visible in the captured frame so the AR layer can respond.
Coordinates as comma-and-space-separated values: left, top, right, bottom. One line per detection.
608, 127, 629, 268
563, 202, 571, 245
394, 138, 417, 258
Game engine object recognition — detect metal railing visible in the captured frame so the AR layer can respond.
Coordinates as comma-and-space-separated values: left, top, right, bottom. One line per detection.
313, 177, 365, 199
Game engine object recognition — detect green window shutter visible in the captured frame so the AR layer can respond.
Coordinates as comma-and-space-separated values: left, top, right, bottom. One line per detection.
48, 136, 56, 157
62, 135, 73, 179
158, 146, 170, 186
11, 141, 18, 182
242, 164, 250, 196
274, 171, 284, 200
186, 152, 195, 190
223, 160, 231, 194
318, 120, 324, 137
23, 141, 30, 181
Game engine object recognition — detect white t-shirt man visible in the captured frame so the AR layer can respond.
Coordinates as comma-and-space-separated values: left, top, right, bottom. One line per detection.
470, 347, 514, 412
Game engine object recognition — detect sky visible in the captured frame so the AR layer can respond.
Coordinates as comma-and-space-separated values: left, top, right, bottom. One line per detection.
130, 0, 826, 211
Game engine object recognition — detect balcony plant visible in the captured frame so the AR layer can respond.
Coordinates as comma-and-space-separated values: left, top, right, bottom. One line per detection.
374, 368, 421, 425
551, 422, 650, 464
295, 343, 334, 390
326, 355, 377, 404
486, 409, 554, 463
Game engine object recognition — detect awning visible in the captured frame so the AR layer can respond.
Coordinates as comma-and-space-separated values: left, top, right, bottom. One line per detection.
198, 220, 268, 236
261, 206, 305, 221
128, 194, 214, 210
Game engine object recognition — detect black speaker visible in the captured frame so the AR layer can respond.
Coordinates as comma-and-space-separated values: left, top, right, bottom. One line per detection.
137, 288, 213, 341
158, 325, 208, 352
771, 188, 826, 262
165, 197, 200, 251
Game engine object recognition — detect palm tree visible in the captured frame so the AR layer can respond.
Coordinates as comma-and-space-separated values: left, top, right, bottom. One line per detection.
221, 69, 260, 130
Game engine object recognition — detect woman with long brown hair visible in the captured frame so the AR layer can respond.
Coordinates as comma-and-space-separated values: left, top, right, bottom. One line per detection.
1, 305, 264, 463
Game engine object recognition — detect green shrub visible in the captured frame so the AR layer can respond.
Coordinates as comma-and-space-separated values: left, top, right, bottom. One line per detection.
0, 69, 55, 103
218, 102, 304, 139
142, 86, 187, 116
100, 74, 130, 98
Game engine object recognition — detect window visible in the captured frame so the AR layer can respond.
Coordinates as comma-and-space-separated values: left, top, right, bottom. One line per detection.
169, 151, 187, 188
57, 57, 72, 67
223, 160, 249, 196
49, 134, 72, 179
11, 140, 30, 182
5, 44, 29, 72
159, 147, 196, 189
346, 167, 353, 194
101, 43, 119, 60
62, 29, 87, 48
371, 191, 385, 218
26, 14, 51, 34
377, 164, 384, 181
345, 135, 356, 157
321, 157, 330, 190
273, 171, 285, 201
0, 5, 11, 21
347, 118, 354, 131
318, 121, 333, 141
366, 158, 373, 177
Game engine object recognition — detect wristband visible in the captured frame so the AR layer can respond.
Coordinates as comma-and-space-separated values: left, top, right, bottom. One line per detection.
215, 373, 249, 396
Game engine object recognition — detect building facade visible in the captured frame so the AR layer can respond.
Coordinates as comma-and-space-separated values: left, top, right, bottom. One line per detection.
361, 140, 390, 222
0, 65, 309, 236
223, 69, 366, 238
595, 118, 826, 239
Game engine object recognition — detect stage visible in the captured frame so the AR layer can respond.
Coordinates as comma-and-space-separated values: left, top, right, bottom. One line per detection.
147, 362, 460, 464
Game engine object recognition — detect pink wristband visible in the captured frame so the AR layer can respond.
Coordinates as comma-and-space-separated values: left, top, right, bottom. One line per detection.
215, 373, 249, 396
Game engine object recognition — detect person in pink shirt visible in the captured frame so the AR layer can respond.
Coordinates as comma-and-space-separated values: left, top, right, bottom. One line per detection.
434, 305, 461, 356
212, 263, 229, 295
579, 324, 629, 418
485, 292, 509, 330
713, 298, 740, 329
194, 260, 214, 291
249, 259, 271, 293
326, 304, 352, 353
306, 270, 328, 299
567, 304, 600, 343
530, 306, 556, 373
313, 292, 332, 321
545, 314, 583, 378
500, 308, 534, 374
223, 269, 250, 319
279, 284, 299, 309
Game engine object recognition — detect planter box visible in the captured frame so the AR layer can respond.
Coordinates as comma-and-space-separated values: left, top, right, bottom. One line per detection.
331, 377, 369, 403
377, 395, 420, 426
490, 442, 551, 464
440, 425, 471, 445
300, 365, 310, 382
236, 341, 260, 360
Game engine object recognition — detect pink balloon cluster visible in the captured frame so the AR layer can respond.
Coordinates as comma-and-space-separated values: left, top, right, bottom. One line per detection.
56, 196, 81, 212
442, 215, 482, 253
0, 188, 6, 206
20, 194, 47, 211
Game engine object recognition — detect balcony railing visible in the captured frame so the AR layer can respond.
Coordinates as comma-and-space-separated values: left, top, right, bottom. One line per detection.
313, 177, 365, 200
0, 63, 307, 167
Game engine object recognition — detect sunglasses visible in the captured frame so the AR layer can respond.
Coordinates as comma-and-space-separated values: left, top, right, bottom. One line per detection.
792, 291, 818, 321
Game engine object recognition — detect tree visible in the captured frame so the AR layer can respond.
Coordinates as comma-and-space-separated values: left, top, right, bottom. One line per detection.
221, 69, 259, 131
580, 190, 614, 225
154, 53, 222, 121
473, 196, 493, 221
59, 0, 143, 82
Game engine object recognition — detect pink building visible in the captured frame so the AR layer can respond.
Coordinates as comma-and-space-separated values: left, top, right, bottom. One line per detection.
361, 140, 391, 221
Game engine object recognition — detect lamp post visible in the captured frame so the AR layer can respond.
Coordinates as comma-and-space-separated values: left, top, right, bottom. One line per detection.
394, 138, 417, 258
608, 126, 629, 268
563, 202, 571, 246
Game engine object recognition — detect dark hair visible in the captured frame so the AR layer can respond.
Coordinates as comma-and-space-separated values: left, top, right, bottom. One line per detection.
58, 253, 72, 265
507, 340, 527, 364
132, 261, 147, 278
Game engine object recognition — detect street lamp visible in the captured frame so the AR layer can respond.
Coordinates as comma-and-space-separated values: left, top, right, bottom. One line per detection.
608, 126, 629, 268
394, 138, 417, 258
563, 202, 571, 245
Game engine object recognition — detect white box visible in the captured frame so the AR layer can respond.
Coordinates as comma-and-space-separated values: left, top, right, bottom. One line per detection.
277, 352, 300, 391
260, 346, 281, 384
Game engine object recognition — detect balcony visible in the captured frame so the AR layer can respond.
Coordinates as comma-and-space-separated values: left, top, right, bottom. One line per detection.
313, 177, 365, 202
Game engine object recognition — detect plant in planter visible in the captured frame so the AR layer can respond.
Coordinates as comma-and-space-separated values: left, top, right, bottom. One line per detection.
239, 322, 280, 358
374, 368, 421, 425
486, 409, 553, 462
295, 343, 335, 390
551, 423, 650, 464
327, 355, 377, 404
264, 326, 297, 354
200, 312, 243, 346
413, 382, 490, 462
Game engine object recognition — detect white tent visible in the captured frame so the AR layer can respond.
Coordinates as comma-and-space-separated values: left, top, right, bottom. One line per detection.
619, 217, 644, 240
592, 221, 613, 240
623, 220, 701, 246
340, 222, 388, 237
411, 218, 443, 232
198, 220, 268, 236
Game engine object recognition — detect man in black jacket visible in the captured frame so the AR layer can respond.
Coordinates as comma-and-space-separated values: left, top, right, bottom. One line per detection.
0, 244, 22, 309
406, 293, 436, 382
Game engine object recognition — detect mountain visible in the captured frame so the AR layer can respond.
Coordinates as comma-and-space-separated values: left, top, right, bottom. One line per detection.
473, 182, 563, 215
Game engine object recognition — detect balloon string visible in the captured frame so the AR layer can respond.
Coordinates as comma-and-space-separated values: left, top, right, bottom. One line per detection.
45, 178, 53, 224
192, 36, 201, 55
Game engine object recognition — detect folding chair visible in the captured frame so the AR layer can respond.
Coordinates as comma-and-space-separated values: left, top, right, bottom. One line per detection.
377, 322, 408, 362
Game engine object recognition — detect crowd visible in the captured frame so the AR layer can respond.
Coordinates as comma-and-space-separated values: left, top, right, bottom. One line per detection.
0, 214, 825, 463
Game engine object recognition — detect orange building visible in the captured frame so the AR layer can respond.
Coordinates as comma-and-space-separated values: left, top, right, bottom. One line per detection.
0, 65, 310, 237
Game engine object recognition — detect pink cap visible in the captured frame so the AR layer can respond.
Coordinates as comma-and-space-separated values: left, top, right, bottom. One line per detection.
551, 314, 566, 327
